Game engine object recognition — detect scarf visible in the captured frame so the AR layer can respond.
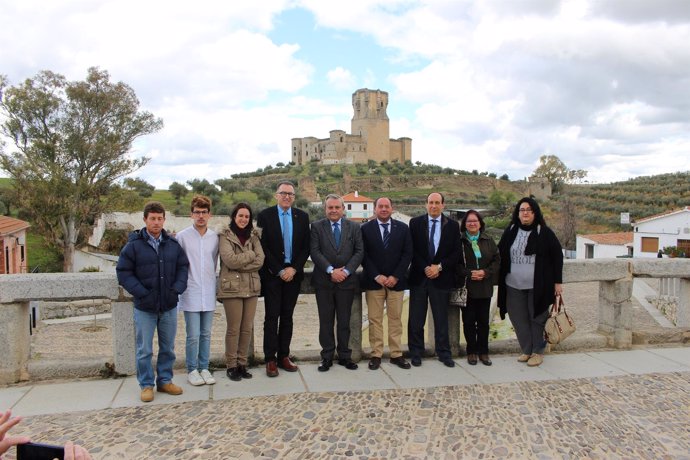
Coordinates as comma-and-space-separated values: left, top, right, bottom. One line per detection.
232, 226, 251, 246
466, 231, 482, 260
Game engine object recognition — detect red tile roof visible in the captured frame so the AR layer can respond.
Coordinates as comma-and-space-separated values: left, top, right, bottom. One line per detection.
0, 216, 31, 236
341, 191, 374, 203
580, 232, 633, 245
633, 206, 690, 224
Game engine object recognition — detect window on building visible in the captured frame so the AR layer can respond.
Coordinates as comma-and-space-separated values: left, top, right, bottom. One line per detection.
678, 239, 690, 256
585, 244, 594, 259
641, 237, 659, 253
363, 204, 368, 210
347, 204, 352, 210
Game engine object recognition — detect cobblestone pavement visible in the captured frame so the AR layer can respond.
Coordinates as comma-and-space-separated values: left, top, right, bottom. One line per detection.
5, 371, 690, 459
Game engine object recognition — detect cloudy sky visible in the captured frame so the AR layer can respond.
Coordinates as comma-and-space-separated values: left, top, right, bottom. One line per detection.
2, 0, 690, 188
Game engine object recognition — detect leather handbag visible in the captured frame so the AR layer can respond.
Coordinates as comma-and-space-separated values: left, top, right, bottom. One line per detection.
544, 295, 576, 344
449, 244, 468, 307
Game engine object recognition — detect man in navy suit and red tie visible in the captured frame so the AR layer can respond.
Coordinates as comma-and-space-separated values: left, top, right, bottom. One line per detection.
256, 181, 311, 377
407, 192, 461, 368
361, 197, 413, 370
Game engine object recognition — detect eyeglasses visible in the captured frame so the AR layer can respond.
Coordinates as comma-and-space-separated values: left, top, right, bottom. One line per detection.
192, 210, 209, 215
277, 191, 295, 197
466, 220, 480, 224
519, 208, 533, 213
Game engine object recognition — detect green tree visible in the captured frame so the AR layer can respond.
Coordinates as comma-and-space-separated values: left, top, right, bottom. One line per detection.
488, 189, 516, 217
168, 181, 189, 204
532, 154, 587, 192
214, 178, 239, 199
0, 68, 162, 272
0, 186, 15, 216
123, 177, 155, 197
186, 178, 221, 202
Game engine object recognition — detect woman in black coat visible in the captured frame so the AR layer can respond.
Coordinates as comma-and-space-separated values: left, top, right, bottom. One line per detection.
456, 210, 500, 366
497, 197, 563, 367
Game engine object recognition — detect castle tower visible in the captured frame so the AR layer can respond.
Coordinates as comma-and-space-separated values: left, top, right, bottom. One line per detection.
351, 89, 390, 163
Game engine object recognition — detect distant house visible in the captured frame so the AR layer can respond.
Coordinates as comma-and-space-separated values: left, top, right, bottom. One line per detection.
632, 206, 690, 258
576, 232, 633, 259
0, 216, 30, 274
342, 191, 374, 221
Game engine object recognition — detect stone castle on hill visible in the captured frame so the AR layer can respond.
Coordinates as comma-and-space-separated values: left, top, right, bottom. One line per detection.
291, 88, 412, 166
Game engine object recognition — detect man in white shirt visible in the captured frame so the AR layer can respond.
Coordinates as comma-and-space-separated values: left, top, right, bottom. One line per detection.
176, 195, 219, 386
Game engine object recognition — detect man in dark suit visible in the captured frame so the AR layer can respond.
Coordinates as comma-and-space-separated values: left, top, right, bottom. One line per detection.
408, 192, 460, 368
311, 194, 364, 372
256, 180, 311, 377
361, 197, 413, 370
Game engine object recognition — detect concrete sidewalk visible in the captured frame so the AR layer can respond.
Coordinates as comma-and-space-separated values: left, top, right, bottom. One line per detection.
3, 347, 689, 417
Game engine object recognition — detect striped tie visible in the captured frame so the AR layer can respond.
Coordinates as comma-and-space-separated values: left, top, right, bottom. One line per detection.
381, 223, 390, 249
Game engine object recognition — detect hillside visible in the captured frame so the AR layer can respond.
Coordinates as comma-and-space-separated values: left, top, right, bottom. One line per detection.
557, 171, 690, 230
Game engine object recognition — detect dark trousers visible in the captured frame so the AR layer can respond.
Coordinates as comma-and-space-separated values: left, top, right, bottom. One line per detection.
262, 275, 301, 362
315, 288, 355, 361
408, 282, 451, 360
461, 297, 491, 355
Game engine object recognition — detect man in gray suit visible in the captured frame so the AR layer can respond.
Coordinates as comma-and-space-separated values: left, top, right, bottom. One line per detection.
311, 194, 364, 372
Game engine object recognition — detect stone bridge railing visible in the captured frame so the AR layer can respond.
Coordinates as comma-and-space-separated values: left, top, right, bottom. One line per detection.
1, 259, 689, 384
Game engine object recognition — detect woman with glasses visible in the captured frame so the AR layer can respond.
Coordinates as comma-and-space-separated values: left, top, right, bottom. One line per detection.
497, 197, 563, 367
218, 203, 264, 381
457, 210, 500, 366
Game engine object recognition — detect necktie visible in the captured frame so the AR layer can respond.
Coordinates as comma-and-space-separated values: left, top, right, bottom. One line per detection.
428, 219, 437, 258
381, 223, 390, 249
282, 211, 292, 263
333, 222, 341, 248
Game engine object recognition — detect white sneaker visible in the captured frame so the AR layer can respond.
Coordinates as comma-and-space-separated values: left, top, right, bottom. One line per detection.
200, 369, 216, 385
187, 370, 205, 386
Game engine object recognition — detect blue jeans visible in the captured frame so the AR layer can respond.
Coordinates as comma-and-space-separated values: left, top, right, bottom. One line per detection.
134, 307, 177, 389
184, 310, 214, 372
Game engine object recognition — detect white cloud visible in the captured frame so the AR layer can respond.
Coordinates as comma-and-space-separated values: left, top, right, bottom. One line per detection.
327, 67, 355, 90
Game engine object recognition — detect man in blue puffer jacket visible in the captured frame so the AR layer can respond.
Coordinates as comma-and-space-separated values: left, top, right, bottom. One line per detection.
116, 201, 189, 402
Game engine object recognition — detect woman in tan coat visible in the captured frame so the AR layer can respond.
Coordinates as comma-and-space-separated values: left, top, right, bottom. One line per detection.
218, 203, 265, 381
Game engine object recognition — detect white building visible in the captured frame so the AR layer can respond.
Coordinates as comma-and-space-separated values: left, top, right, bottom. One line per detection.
576, 232, 633, 259
342, 191, 374, 221
632, 206, 690, 258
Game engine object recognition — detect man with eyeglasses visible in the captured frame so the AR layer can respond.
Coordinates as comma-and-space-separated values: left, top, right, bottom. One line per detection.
256, 180, 311, 377
176, 195, 219, 386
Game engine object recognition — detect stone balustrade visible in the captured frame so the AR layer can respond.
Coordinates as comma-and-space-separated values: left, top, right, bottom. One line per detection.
1, 259, 689, 384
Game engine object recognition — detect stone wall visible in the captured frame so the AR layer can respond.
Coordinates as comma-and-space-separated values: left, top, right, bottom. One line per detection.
39, 299, 112, 320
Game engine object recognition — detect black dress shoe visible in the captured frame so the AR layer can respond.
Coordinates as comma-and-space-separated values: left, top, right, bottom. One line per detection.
227, 367, 241, 381
238, 365, 253, 379
467, 354, 478, 365
338, 359, 358, 370
318, 359, 333, 372
411, 357, 422, 367
479, 354, 492, 366
440, 358, 455, 368
368, 357, 381, 370
390, 356, 411, 369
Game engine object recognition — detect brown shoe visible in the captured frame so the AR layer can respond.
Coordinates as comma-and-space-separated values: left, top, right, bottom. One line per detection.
479, 354, 492, 366
140, 387, 154, 403
278, 356, 298, 372
157, 382, 183, 395
517, 354, 530, 363
527, 354, 543, 367
266, 360, 279, 377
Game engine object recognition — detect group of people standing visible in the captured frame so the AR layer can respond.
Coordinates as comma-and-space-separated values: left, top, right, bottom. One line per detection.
115, 180, 563, 403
